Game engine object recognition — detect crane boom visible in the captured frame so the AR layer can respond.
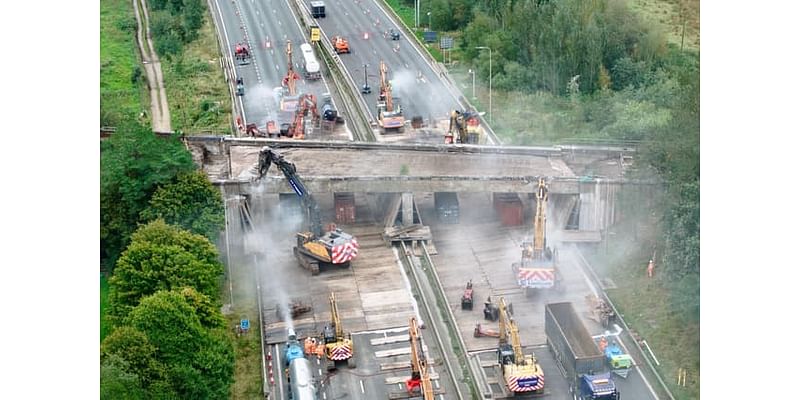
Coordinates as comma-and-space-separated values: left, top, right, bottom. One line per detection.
284, 40, 298, 96
379, 61, 392, 111
533, 178, 547, 259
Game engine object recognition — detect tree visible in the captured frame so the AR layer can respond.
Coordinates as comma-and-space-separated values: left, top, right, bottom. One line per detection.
140, 171, 224, 242
100, 355, 146, 400
109, 220, 224, 318
101, 122, 194, 270
101, 326, 161, 382
126, 290, 235, 399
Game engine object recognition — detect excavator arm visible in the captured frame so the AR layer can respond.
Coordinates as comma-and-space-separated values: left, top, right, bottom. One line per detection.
407, 317, 434, 399
533, 178, 548, 259
330, 292, 342, 339
499, 298, 524, 363
256, 147, 323, 236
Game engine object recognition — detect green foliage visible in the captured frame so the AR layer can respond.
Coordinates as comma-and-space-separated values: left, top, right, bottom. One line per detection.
100, 122, 194, 269
101, 0, 145, 127
101, 326, 168, 386
100, 355, 146, 400
146, 0, 207, 59
177, 287, 227, 330
126, 290, 235, 399
140, 171, 224, 242
109, 220, 223, 318
101, 274, 110, 341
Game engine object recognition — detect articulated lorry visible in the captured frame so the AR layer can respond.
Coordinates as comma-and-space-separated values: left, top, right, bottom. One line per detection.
545, 302, 620, 400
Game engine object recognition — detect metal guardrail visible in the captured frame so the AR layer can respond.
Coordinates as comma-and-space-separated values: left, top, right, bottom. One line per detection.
572, 245, 675, 400
205, 0, 241, 135
373, 1, 502, 146
398, 242, 469, 400
289, 0, 376, 142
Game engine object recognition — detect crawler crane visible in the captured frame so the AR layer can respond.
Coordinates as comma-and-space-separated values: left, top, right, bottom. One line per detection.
405, 317, 434, 399
323, 292, 355, 370
497, 297, 544, 393
377, 60, 405, 134
256, 147, 359, 275
512, 178, 562, 296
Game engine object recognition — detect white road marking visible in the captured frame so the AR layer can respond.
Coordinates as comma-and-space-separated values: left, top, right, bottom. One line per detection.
360, 380, 365, 393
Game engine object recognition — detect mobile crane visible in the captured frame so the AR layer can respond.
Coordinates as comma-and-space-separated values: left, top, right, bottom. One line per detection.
512, 178, 562, 296
377, 60, 405, 134
497, 297, 544, 394
406, 317, 434, 399
256, 147, 359, 275
323, 292, 355, 370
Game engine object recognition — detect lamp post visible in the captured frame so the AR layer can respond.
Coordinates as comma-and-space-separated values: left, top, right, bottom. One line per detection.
475, 46, 492, 124
468, 69, 476, 99
415, 0, 419, 29
427, 12, 432, 31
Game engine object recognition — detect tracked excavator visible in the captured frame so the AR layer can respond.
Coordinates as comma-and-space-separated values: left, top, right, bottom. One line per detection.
497, 297, 545, 394
256, 147, 359, 275
445, 109, 484, 144
323, 292, 355, 370
377, 60, 405, 134
406, 317, 435, 399
512, 178, 563, 296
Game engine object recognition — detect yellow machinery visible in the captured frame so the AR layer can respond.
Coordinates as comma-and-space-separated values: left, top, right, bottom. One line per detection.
497, 297, 545, 393
377, 60, 405, 133
512, 178, 562, 296
445, 109, 484, 144
323, 292, 355, 370
405, 317, 434, 399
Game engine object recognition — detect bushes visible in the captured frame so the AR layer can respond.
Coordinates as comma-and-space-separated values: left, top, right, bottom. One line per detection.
147, 0, 206, 59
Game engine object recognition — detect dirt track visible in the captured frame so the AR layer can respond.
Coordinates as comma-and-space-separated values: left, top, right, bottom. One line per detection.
132, 0, 171, 132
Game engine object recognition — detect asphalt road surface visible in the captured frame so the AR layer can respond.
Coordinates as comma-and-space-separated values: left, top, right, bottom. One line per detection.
311, 0, 461, 122
209, 0, 341, 130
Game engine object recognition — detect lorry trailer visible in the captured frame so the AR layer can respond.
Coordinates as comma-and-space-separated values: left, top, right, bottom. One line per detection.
545, 302, 620, 400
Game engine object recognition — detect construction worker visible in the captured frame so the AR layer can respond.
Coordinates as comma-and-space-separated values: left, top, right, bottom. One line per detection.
598, 336, 608, 352
647, 259, 655, 278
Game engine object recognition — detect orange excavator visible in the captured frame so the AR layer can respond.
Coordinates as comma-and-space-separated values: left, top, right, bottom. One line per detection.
406, 317, 434, 399
332, 35, 350, 54
377, 60, 405, 134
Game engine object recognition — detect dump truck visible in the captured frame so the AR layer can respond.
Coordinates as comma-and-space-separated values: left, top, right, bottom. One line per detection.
310, 0, 325, 18
545, 302, 620, 399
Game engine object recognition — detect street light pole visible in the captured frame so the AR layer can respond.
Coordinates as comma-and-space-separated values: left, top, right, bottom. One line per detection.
415, 0, 419, 30
427, 12, 432, 31
475, 46, 492, 124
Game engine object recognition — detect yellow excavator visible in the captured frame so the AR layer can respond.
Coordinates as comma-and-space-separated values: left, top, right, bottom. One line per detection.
405, 317, 434, 399
497, 297, 545, 394
512, 178, 562, 296
323, 292, 355, 370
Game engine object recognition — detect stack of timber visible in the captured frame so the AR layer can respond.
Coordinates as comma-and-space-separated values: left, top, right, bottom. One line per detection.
383, 224, 432, 242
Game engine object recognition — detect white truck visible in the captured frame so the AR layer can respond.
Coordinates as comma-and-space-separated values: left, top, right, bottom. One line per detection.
300, 43, 321, 80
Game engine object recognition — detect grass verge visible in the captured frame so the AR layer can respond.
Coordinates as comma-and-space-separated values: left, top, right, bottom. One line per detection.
100, 0, 148, 127
101, 274, 110, 342
585, 218, 700, 400
629, 0, 699, 51
162, 12, 232, 134
222, 251, 263, 399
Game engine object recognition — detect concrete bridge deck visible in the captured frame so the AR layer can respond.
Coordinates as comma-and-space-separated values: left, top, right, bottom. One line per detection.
184, 137, 641, 195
